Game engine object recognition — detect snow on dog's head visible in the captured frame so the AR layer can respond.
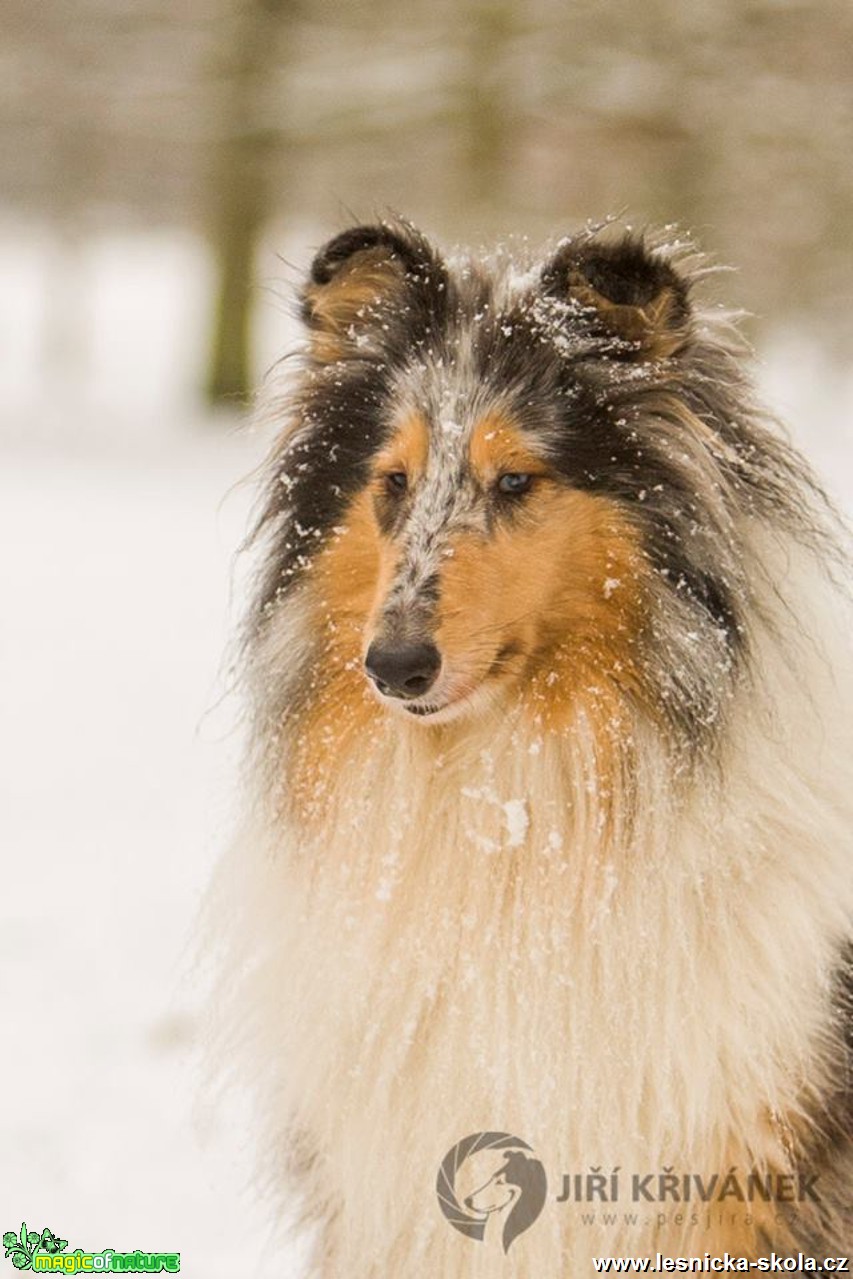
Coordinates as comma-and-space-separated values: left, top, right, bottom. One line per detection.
247, 220, 823, 766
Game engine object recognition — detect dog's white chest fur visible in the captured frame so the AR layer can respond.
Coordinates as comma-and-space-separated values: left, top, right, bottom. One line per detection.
226, 580, 851, 1274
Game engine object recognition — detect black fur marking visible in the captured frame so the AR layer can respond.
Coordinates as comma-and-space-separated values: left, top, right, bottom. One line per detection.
253, 360, 395, 618
790, 944, 853, 1253
308, 224, 436, 288
543, 235, 691, 321
417, 571, 441, 606
826, 943, 853, 1144
373, 483, 410, 539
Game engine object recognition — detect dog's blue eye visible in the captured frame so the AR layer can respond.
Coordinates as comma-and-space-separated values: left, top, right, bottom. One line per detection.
385, 472, 408, 494
497, 472, 532, 496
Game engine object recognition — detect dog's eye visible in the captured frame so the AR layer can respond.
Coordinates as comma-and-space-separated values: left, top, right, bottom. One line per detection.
384, 472, 408, 495
497, 472, 533, 496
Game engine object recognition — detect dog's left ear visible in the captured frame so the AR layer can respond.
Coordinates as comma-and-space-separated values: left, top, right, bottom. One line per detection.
541, 235, 692, 358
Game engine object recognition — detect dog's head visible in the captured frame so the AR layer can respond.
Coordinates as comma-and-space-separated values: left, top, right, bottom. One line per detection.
253, 221, 805, 742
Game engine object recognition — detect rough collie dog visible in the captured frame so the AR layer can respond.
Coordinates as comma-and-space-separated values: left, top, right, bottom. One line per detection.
215, 220, 852, 1275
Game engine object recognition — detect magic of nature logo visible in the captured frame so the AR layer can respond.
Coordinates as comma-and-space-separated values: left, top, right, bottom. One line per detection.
2, 1223, 179, 1273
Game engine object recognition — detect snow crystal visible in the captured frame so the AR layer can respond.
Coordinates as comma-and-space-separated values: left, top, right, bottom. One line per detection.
603, 577, 622, 599
502, 799, 529, 848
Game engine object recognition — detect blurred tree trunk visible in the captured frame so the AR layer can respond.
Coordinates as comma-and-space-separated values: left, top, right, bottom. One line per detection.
42, 18, 95, 394
460, 1, 517, 217
205, 0, 295, 407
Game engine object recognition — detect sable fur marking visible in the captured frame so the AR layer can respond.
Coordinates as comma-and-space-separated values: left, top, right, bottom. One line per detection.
215, 220, 853, 1276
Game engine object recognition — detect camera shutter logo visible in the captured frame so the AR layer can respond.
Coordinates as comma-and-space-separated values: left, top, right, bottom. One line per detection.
436, 1132, 547, 1254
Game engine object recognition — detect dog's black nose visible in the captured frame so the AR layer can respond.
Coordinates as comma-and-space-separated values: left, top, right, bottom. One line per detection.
364, 641, 441, 700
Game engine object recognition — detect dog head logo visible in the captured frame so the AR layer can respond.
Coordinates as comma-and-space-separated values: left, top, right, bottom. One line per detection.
436, 1132, 547, 1253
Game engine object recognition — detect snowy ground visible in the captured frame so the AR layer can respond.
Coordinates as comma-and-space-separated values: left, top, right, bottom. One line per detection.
0, 426, 312, 1277
0, 227, 850, 1278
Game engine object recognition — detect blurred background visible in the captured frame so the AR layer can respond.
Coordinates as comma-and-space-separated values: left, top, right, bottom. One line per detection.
1, 1, 850, 1275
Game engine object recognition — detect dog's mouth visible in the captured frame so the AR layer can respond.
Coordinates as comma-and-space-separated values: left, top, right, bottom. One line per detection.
375, 665, 517, 723
372, 684, 477, 723
400, 690, 479, 722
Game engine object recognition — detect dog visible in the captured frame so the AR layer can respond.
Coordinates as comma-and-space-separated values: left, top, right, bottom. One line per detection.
213, 220, 852, 1275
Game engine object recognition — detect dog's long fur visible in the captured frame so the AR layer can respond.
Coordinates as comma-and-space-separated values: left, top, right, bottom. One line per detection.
214, 221, 853, 1275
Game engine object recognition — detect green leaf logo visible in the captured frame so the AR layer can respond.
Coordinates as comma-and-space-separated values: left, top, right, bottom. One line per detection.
3, 1223, 68, 1271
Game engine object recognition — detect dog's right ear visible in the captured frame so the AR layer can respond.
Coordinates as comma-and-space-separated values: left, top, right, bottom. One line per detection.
301, 224, 437, 363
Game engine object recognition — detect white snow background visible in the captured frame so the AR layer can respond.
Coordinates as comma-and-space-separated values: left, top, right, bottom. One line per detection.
0, 225, 850, 1277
